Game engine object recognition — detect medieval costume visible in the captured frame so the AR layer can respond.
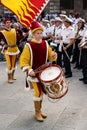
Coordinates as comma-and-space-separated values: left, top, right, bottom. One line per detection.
0, 18, 21, 83
20, 21, 57, 122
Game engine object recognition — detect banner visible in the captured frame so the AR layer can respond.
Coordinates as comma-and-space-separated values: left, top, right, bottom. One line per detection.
0, 0, 50, 28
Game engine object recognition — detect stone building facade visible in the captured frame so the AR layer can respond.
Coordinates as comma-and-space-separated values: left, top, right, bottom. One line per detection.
0, 0, 87, 19
0, 5, 4, 17
45, 0, 87, 19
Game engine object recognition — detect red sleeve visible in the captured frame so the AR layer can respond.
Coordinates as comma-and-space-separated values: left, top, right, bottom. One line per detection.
16, 29, 23, 42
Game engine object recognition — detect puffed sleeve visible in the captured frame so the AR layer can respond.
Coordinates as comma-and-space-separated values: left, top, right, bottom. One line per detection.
20, 44, 32, 72
47, 43, 57, 62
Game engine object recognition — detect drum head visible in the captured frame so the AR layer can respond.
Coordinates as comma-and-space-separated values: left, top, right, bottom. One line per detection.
39, 64, 62, 83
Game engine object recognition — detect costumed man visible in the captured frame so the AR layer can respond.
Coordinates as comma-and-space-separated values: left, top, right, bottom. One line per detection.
20, 21, 57, 122
0, 18, 20, 83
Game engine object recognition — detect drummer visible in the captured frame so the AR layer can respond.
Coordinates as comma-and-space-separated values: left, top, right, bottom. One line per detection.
20, 21, 57, 122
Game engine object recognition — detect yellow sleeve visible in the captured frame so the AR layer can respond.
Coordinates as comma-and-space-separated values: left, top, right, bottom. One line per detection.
20, 44, 31, 71
48, 43, 57, 62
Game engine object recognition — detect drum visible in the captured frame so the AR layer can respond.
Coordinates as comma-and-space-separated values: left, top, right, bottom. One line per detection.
39, 64, 68, 99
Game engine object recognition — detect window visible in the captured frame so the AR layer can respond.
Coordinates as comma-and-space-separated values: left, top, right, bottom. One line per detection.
83, 0, 87, 9
60, 0, 74, 10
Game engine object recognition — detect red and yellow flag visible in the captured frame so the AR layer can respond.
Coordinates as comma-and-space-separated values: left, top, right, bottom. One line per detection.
0, 0, 50, 28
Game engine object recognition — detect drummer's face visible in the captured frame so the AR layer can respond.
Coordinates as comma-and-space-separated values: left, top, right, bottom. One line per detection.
33, 30, 43, 40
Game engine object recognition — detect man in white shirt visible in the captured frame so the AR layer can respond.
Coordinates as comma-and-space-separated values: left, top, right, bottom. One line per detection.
41, 19, 50, 40
78, 30, 87, 84
48, 17, 63, 66
61, 17, 75, 78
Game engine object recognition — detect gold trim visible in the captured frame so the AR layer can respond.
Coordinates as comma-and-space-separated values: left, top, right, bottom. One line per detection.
31, 27, 44, 33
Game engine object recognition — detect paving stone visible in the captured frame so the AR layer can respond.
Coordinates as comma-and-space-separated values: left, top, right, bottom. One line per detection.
53, 108, 80, 129
0, 62, 87, 130
0, 114, 17, 129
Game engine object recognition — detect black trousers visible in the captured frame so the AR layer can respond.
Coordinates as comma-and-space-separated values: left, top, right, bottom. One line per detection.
51, 45, 62, 67
81, 48, 87, 80
72, 39, 81, 66
63, 44, 73, 75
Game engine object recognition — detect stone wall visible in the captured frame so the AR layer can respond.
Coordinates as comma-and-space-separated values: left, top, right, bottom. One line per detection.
45, 0, 60, 13
0, 5, 4, 17
45, 0, 87, 19
0, 0, 87, 20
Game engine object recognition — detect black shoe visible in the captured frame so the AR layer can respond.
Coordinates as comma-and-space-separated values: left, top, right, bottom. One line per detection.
79, 78, 85, 81
65, 74, 72, 78
64, 72, 68, 75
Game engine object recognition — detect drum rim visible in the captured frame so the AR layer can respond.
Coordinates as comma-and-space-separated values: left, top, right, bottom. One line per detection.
39, 64, 62, 83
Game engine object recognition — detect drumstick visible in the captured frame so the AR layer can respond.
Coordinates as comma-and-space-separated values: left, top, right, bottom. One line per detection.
34, 64, 46, 72
79, 49, 82, 64
34, 63, 48, 74
63, 45, 70, 60
34, 70, 42, 74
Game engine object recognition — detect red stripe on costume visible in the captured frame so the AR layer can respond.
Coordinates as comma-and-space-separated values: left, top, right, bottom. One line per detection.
9, 56, 12, 70
29, 40, 47, 70
14, 56, 17, 68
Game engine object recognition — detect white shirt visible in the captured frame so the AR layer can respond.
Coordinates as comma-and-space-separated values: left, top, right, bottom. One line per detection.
48, 25, 62, 42
48, 25, 63, 50
79, 28, 86, 38
81, 30, 87, 43
80, 30, 87, 48
61, 26, 75, 44
42, 25, 49, 37
48, 25, 55, 35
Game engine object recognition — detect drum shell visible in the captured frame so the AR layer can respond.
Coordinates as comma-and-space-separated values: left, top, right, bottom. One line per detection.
39, 64, 68, 99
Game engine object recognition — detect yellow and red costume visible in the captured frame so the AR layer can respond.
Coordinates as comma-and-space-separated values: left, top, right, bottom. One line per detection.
20, 21, 57, 122
20, 39, 56, 98
0, 19, 21, 83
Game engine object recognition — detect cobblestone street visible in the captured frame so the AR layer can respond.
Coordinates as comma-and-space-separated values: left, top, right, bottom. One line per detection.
0, 62, 87, 130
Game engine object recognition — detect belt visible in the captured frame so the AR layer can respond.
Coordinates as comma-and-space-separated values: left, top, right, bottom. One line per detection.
63, 43, 68, 45
8, 44, 17, 48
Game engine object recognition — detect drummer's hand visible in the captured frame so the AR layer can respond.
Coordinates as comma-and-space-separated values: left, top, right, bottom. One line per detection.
28, 69, 36, 77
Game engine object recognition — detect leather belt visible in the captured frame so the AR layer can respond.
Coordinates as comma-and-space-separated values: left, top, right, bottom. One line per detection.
8, 44, 17, 48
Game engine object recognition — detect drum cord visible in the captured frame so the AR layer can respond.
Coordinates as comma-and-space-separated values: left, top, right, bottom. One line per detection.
47, 96, 60, 103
